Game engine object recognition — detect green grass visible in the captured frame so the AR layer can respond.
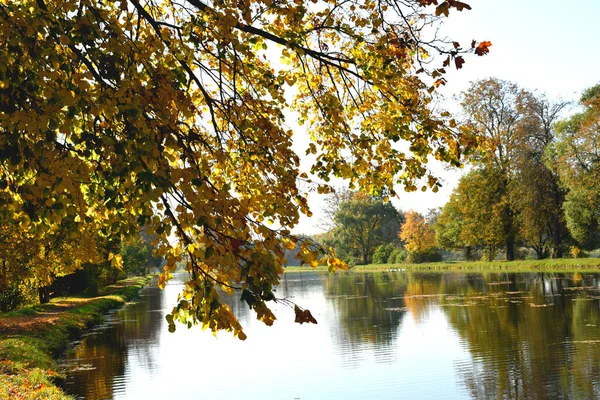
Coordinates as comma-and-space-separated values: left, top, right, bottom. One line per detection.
0, 275, 154, 400
284, 257, 600, 274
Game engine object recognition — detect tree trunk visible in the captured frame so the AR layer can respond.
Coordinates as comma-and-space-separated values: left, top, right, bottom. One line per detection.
551, 179, 564, 259
38, 286, 50, 304
552, 212, 562, 258
484, 246, 496, 262
506, 235, 515, 261
0, 260, 6, 292
464, 246, 473, 261
501, 181, 516, 261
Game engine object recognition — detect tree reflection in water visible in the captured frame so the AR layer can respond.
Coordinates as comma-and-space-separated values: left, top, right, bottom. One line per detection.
62, 271, 600, 399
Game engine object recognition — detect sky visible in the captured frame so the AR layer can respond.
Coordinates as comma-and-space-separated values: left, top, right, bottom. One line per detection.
291, 0, 600, 235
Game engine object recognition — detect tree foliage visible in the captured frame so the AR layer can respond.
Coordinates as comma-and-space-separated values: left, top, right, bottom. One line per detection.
554, 84, 600, 249
0, 213, 102, 303
435, 168, 505, 261
329, 192, 402, 265
460, 78, 526, 260
399, 210, 439, 262
122, 229, 163, 276
0, 0, 488, 336
372, 243, 396, 264
460, 78, 570, 260
509, 93, 569, 259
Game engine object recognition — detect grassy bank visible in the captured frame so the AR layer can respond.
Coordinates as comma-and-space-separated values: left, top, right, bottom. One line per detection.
0, 275, 154, 400
284, 257, 600, 274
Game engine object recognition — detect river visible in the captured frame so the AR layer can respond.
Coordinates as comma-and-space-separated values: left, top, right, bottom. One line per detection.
61, 270, 600, 399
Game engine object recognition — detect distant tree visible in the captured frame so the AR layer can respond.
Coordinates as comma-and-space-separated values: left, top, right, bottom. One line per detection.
122, 235, 153, 277
120, 228, 163, 276
435, 193, 471, 259
331, 193, 402, 265
509, 163, 555, 259
510, 93, 569, 258
554, 84, 600, 249
320, 189, 355, 231
461, 78, 527, 260
424, 208, 442, 225
400, 211, 439, 263
435, 168, 505, 261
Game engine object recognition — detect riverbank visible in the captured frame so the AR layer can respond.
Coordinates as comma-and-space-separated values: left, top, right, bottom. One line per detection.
284, 257, 600, 273
0, 275, 154, 400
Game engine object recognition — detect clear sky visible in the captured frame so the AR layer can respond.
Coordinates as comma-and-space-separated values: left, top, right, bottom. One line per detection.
292, 0, 600, 235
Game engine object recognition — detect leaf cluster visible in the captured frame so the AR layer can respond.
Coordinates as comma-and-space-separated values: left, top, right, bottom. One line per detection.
0, 0, 488, 337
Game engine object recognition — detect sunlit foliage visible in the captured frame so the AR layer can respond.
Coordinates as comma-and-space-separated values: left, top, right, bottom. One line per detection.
399, 210, 438, 262
435, 168, 505, 261
554, 84, 600, 249
0, 0, 487, 336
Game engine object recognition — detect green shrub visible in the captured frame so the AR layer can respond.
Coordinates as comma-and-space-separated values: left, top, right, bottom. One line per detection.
373, 243, 396, 264
406, 250, 442, 264
388, 249, 407, 264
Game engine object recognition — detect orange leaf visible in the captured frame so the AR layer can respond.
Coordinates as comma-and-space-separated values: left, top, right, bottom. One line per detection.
433, 78, 447, 87
475, 41, 492, 56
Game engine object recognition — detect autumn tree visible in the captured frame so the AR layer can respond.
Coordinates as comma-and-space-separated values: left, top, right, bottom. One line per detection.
553, 84, 600, 249
0, 215, 40, 307
0, 213, 101, 304
0, 0, 488, 336
460, 78, 527, 260
509, 93, 569, 259
328, 193, 402, 265
435, 168, 505, 261
399, 211, 439, 263
461, 79, 573, 259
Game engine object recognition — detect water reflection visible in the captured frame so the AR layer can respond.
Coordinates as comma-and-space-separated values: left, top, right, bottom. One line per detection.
325, 273, 408, 367
62, 271, 600, 399
439, 272, 600, 399
61, 284, 165, 399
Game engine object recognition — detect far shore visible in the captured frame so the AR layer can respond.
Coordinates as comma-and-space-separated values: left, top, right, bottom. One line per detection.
283, 257, 600, 274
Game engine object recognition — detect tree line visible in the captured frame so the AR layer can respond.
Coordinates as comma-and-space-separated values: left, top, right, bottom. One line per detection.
0, 218, 163, 311
312, 78, 600, 265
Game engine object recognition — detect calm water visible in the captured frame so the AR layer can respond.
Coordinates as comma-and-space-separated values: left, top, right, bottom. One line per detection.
61, 271, 600, 399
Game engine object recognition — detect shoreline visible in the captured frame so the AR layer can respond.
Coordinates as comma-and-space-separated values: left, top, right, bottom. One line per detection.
0, 275, 154, 400
283, 257, 600, 274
